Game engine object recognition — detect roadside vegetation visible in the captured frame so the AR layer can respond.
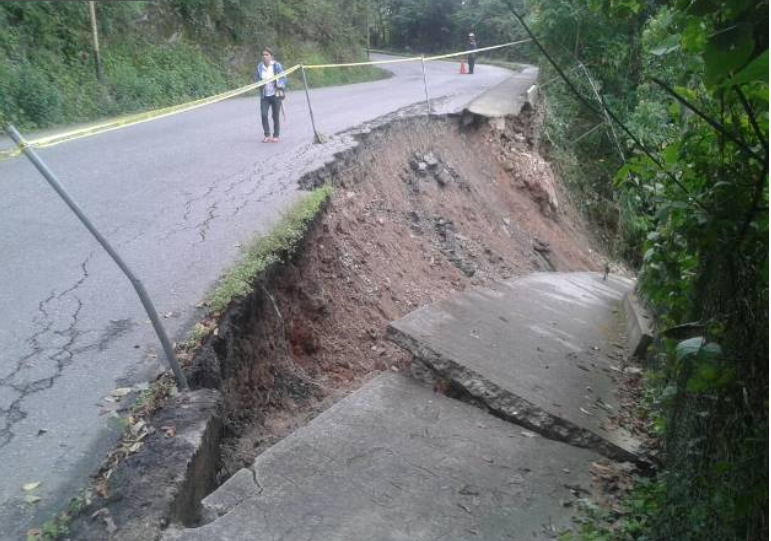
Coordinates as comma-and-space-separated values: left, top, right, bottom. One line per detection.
0, 1, 383, 130
526, 1, 768, 540
179, 186, 332, 353
207, 186, 332, 314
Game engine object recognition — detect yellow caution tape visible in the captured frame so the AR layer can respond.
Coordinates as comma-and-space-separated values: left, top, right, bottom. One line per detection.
302, 56, 423, 69
0, 66, 299, 160
304, 39, 532, 68
1, 39, 531, 159
424, 38, 532, 61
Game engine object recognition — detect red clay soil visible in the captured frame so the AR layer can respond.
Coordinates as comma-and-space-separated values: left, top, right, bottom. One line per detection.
214, 114, 604, 476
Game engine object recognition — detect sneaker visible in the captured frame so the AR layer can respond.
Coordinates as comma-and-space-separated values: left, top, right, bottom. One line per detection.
270, 137, 280, 143
262, 136, 271, 143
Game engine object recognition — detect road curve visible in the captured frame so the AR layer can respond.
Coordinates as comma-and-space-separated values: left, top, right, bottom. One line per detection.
0, 54, 531, 537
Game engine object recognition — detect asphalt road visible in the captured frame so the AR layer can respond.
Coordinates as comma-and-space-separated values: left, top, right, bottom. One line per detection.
0, 54, 527, 537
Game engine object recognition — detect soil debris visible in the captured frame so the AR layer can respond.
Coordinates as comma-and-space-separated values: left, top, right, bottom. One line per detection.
196, 116, 603, 483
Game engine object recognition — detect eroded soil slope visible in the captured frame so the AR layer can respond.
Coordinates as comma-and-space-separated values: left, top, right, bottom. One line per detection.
207, 113, 603, 478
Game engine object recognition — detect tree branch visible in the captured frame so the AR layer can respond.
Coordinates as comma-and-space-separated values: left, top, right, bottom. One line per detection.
734, 85, 769, 163
651, 77, 765, 164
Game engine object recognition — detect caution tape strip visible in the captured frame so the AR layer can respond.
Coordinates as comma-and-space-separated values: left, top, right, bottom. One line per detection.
424, 39, 532, 61
1, 39, 531, 159
0, 66, 299, 160
303, 39, 531, 68
302, 56, 423, 69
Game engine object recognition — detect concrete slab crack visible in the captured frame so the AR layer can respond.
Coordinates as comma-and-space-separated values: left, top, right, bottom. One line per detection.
387, 327, 641, 463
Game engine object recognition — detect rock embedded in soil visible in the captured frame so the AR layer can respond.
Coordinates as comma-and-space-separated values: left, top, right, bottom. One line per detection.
424, 152, 439, 168
435, 168, 453, 187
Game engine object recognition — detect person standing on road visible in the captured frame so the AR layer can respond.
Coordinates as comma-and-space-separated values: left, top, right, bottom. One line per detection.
467, 32, 478, 74
255, 47, 286, 143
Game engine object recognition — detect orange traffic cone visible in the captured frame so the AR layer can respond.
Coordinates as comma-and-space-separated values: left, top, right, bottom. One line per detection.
460, 61, 467, 74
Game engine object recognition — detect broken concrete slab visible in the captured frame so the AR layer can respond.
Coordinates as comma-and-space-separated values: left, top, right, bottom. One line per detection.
68, 389, 223, 541
623, 292, 653, 358
388, 272, 642, 462
466, 67, 540, 119
164, 373, 600, 541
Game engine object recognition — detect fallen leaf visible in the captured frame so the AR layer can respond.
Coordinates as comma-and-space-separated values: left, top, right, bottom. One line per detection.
520, 430, 537, 438
94, 482, 110, 499
104, 516, 118, 534
111, 387, 132, 398
580, 407, 593, 416
91, 508, 110, 519
24, 495, 41, 504
130, 420, 146, 436
23, 482, 41, 491
128, 442, 143, 453
161, 425, 176, 438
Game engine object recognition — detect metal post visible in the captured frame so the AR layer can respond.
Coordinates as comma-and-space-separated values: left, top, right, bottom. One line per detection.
300, 65, 323, 144
4, 124, 189, 391
366, 0, 371, 60
420, 56, 431, 117
88, 1, 102, 82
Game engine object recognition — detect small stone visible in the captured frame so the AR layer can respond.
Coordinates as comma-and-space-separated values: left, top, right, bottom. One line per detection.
435, 169, 453, 187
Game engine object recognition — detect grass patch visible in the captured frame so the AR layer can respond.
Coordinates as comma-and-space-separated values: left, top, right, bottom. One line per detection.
27, 491, 89, 541
207, 186, 332, 314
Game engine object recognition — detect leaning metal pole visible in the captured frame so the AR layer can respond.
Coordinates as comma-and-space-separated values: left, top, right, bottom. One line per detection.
4, 124, 189, 391
300, 65, 323, 144
420, 55, 431, 117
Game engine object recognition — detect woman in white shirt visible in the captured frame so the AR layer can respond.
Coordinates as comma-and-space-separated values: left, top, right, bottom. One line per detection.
254, 47, 287, 142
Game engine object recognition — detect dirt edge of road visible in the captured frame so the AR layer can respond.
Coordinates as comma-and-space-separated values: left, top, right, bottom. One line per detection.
65, 107, 609, 540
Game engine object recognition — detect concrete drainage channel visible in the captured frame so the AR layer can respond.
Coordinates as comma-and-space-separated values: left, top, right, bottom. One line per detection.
68, 108, 611, 539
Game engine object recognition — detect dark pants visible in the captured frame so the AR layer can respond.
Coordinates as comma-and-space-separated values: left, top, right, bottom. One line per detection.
261, 95, 281, 137
468, 54, 476, 74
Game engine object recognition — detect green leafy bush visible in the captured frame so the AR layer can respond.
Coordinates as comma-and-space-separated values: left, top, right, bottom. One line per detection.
15, 63, 61, 126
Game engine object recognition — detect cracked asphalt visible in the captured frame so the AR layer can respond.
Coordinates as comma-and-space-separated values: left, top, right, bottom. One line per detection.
0, 54, 523, 538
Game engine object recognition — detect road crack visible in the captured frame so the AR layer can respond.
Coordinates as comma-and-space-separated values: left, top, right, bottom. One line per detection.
0, 254, 92, 448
